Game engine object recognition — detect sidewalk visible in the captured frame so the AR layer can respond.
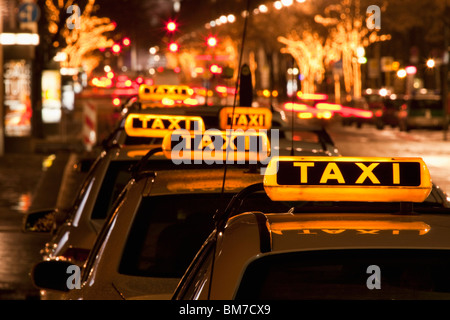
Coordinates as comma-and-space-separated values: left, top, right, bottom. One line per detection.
0, 137, 90, 299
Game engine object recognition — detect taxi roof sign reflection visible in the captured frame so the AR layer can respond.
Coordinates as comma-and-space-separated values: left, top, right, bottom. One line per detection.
124, 113, 205, 138
264, 156, 432, 202
162, 129, 271, 163
270, 220, 431, 236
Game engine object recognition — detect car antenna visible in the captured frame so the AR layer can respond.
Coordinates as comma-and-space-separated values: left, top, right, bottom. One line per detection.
210, 0, 252, 300
290, 56, 296, 156
219, 0, 252, 197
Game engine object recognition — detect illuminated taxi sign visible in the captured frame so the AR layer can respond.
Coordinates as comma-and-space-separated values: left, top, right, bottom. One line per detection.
138, 84, 194, 101
219, 107, 272, 130
162, 129, 271, 164
124, 114, 205, 138
264, 156, 432, 202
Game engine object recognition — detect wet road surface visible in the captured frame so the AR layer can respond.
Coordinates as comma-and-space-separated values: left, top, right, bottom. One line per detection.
0, 153, 50, 299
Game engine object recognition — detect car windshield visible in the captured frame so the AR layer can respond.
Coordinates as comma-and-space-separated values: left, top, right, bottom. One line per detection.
235, 249, 450, 300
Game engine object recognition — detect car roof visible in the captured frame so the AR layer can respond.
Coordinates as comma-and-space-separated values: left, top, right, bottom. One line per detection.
141, 165, 264, 196
111, 144, 164, 160
216, 210, 450, 273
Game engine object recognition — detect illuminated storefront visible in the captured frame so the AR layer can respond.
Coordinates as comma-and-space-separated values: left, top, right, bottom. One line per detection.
3, 59, 32, 137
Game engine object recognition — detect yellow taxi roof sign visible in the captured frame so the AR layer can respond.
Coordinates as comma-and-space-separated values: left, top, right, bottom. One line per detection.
264, 156, 432, 202
124, 113, 205, 138
138, 84, 194, 102
219, 107, 272, 130
162, 129, 271, 163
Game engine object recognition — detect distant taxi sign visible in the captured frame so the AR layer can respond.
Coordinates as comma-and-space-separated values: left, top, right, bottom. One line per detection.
162, 129, 271, 164
138, 84, 193, 101
124, 114, 205, 138
264, 156, 432, 202
219, 107, 272, 130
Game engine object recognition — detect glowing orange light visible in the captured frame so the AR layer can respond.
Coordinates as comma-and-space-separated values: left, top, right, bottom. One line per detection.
209, 64, 222, 74
298, 112, 314, 119
317, 111, 333, 119
162, 97, 175, 106
216, 85, 227, 94
316, 102, 342, 111
207, 36, 217, 47
112, 98, 121, 106
122, 38, 131, 46
284, 102, 310, 112
166, 21, 177, 32
298, 92, 328, 100
194, 67, 205, 74
112, 44, 121, 54
183, 98, 199, 106
168, 42, 179, 52
106, 71, 115, 79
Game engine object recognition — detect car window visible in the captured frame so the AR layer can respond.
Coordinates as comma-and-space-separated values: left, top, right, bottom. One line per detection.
66, 157, 102, 219
118, 192, 289, 278
174, 239, 215, 300
90, 160, 136, 219
81, 183, 130, 283
72, 177, 95, 227
235, 249, 450, 300
118, 193, 220, 278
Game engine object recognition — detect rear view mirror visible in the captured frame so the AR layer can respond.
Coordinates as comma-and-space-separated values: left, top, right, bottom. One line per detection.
22, 209, 55, 232
32, 260, 74, 292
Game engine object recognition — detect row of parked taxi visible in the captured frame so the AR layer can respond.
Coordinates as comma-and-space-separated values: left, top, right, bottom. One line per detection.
24, 84, 450, 300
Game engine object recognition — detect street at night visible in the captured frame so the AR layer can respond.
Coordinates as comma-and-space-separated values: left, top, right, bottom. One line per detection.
1, 122, 450, 300
0, 0, 449, 307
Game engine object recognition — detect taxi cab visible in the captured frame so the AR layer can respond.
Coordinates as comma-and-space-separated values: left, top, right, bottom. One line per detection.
172, 156, 450, 300
26, 113, 206, 266
116, 88, 339, 157
114, 84, 341, 159
31, 129, 279, 300
115, 84, 292, 141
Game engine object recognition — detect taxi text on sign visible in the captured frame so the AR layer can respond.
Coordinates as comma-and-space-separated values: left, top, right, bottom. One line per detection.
219, 107, 272, 130
124, 114, 205, 138
162, 129, 271, 164
264, 156, 432, 202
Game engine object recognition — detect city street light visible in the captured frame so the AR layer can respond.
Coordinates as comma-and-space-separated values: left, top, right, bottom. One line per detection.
111, 43, 121, 54
397, 69, 407, 78
122, 37, 131, 47
207, 36, 217, 48
168, 42, 179, 52
426, 58, 435, 68
166, 21, 177, 32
